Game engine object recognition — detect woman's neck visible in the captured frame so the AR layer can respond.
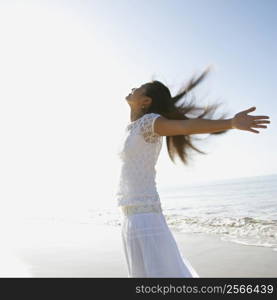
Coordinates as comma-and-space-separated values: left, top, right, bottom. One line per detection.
130, 111, 145, 122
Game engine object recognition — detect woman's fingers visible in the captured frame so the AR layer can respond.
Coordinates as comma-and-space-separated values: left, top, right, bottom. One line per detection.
252, 125, 267, 128
244, 106, 256, 113
249, 128, 260, 134
253, 120, 270, 124
235, 107, 270, 134
250, 115, 270, 120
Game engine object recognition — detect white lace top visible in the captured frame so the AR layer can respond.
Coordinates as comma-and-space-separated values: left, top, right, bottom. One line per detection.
115, 113, 163, 207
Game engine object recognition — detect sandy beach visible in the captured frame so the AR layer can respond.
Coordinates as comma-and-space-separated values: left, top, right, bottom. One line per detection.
0, 222, 276, 278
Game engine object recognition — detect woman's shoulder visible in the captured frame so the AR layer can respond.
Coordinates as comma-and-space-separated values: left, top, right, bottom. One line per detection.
146, 112, 161, 117
141, 112, 162, 121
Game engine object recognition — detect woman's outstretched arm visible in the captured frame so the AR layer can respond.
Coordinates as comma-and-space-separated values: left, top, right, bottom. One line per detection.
154, 107, 270, 136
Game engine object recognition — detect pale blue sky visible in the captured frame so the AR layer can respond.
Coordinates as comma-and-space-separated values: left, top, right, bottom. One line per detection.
0, 0, 275, 213
82, 0, 276, 112
74, 0, 277, 182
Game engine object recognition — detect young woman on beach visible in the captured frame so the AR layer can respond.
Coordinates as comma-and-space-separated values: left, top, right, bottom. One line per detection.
115, 67, 270, 278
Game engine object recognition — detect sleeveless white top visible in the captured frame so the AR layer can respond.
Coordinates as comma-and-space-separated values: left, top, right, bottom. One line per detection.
115, 113, 163, 207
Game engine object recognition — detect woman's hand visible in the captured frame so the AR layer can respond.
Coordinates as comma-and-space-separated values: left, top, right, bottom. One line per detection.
231, 106, 270, 133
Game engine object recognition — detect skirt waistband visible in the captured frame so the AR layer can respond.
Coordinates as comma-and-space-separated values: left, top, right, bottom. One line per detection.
121, 203, 162, 216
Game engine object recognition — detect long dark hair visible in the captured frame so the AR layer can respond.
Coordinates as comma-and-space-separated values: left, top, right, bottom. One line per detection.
143, 67, 230, 165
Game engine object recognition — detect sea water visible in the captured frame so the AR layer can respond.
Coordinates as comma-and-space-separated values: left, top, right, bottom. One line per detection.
21, 173, 277, 252
91, 173, 277, 252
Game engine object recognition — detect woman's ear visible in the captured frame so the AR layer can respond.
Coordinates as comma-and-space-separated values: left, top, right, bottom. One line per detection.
143, 96, 152, 106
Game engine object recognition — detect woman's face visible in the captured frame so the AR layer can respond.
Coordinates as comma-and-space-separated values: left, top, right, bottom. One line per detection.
125, 84, 150, 108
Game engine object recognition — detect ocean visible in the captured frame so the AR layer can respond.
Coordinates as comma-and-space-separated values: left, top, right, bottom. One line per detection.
22, 173, 277, 252
90, 173, 277, 252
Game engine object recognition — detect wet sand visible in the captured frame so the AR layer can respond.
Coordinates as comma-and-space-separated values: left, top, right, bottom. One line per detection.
1, 223, 276, 277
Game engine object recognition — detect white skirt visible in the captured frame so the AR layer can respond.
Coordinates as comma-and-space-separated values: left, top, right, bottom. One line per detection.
120, 203, 199, 278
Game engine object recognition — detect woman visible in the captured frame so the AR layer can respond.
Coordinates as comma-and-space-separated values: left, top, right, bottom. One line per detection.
115, 67, 270, 278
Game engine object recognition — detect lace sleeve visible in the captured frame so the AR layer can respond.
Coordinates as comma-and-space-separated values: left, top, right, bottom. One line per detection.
139, 113, 161, 143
